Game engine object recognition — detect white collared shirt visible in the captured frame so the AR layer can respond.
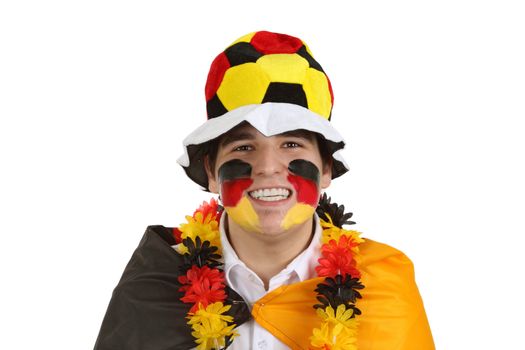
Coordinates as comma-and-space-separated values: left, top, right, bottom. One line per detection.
219, 214, 322, 350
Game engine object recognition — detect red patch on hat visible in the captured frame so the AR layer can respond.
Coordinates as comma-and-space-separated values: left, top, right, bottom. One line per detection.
250, 31, 303, 54
326, 74, 334, 105
205, 52, 230, 101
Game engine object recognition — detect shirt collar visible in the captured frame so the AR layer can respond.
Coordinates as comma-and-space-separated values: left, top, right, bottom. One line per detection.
219, 212, 322, 284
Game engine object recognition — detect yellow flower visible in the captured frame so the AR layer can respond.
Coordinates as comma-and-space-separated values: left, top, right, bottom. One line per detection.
188, 302, 238, 350
316, 305, 358, 336
188, 302, 234, 326
310, 320, 358, 350
179, 211, 221, 254
320, 214, 364, 251
311, 321, 332, 348
191, 317, 238, 350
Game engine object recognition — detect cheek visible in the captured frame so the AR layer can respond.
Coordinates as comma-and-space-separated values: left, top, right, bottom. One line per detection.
218, 159, 253, 206
287, 174, 319, 206
221, 178, 253, 206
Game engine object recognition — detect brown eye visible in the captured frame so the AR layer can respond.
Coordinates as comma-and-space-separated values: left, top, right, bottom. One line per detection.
234, 145, 253, 152
283, 142, 300, 148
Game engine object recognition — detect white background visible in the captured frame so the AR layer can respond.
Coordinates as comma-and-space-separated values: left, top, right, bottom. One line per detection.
1, 1, 524, 349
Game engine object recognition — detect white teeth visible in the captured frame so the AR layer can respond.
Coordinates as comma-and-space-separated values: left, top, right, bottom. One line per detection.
258, 195, 287, 202
249, 188, 290, 201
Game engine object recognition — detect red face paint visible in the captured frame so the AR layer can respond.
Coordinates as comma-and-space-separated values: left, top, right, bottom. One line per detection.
287, 174, 319, 206
221, 178, 253, 207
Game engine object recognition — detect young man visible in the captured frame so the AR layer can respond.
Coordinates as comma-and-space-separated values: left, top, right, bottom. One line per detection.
95, 31, 434, 350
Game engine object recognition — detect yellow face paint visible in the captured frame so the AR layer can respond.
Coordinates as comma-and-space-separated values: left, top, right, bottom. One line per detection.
281, 203, 316, 230
219, 159, 321, 234
224, 196, 261, 233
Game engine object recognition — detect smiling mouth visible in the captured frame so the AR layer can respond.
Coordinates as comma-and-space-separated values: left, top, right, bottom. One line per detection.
248, 188, 291, 202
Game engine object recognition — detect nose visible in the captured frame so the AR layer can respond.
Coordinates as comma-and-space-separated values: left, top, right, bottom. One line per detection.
252, 145, 287, 177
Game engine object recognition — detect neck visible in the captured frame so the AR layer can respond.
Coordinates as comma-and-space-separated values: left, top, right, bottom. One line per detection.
226, 215, 315, 289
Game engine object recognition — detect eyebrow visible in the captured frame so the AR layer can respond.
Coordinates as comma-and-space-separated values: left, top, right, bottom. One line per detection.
278, 130, 316, 141
219, 131, 256, 148
219, 128, 316, 148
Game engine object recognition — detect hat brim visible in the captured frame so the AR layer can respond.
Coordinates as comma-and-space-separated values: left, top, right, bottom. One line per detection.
177, 103, 349, 189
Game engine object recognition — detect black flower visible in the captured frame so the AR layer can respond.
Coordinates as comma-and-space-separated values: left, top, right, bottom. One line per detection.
313, 275, 364, 317
180, 236, 223, 271
316, 193, 356, 228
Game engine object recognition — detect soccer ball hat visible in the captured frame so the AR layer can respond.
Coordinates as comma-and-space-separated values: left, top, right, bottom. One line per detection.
177, 31, 350, 189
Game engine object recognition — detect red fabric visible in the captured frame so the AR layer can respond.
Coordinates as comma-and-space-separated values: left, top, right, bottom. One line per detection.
205, 52, 230, 101
250, 31, 303, 54
326, 74, 334, 105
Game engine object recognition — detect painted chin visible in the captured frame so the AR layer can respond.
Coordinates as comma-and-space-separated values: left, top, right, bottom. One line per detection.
218, 158, 322, 233
245, 185, 316, 231
224, 187, 314, 234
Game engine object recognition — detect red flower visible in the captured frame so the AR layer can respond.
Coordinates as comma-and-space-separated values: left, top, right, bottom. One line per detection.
173, 227, 182, 243
216, 209, 223, 224
178, 265, 226, 312
193, 198, 221, 222
316, 235, 361, 278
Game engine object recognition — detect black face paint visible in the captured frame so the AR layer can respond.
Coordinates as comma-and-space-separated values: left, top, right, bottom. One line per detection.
218, 159, 252, 182
288, 159, 320, 184
218, 159, 254, 207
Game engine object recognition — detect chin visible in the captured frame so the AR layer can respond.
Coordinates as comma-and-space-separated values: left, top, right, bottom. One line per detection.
257, 212, 308, 236
256, 224, 286, 236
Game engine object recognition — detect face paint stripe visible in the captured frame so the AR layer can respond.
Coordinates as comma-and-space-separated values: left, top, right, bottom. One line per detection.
219, 157, 320, 234
225, 197, 261, 233
221, 178, 253, 207
288, 159, 320, 184
218, 159, 252, 182
281, 203, 315, 230
219, 159, 253, 207
218, 159, 261, 232
287, 174, 319, 206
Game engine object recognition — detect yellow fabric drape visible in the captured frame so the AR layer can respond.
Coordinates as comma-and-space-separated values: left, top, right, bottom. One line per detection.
251, 239, 435, 349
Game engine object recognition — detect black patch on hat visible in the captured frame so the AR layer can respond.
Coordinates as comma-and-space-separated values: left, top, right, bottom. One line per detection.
207, 94, 228, 119
225, 42, 263, 67
296, 46, 324, 72
288, 159, 320, 184
262, 82, 308, 108
218, 159, 252, 182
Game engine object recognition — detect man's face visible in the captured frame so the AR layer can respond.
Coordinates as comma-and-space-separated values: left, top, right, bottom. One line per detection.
206, 123, 332, 236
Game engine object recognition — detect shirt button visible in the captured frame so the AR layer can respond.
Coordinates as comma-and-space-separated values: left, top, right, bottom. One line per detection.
248, 274, 256, 282
257, 340, 267, 349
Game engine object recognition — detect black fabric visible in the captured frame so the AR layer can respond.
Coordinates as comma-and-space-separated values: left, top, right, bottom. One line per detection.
262, 82, 308, 108
224, 42, 263, 67
94, 225, 251, 350
207, 93, 228, 119
296, 45, 324, 72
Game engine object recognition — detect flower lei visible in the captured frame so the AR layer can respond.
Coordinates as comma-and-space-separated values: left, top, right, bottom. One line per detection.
173, 194, 365, 350
310, 193, 365, 350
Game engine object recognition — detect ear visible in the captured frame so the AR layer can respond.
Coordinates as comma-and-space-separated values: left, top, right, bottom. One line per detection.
320, 160, 332, 190
204, 155, 219, 194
